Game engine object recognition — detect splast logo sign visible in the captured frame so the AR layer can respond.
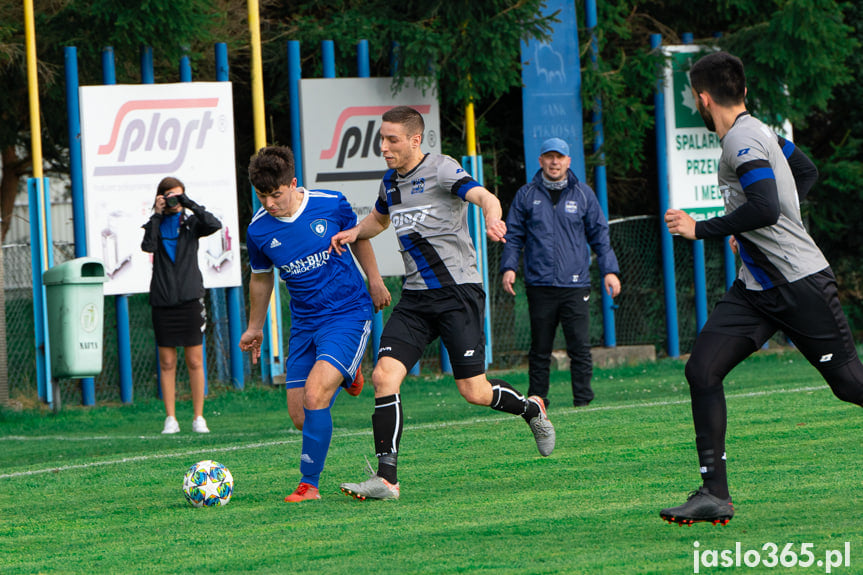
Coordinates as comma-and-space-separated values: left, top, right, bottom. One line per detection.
93, 97, 219, 176
80, 82, 241, 295
300, 78, 440, 276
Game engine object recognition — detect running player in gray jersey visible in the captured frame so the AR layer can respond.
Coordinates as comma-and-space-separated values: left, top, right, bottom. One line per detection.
331, 105, 555, 500
662, 51, 863, 525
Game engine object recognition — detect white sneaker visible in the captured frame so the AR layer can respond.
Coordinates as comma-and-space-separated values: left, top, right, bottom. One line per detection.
162, 416, 180, 434
192, 416, 210, 433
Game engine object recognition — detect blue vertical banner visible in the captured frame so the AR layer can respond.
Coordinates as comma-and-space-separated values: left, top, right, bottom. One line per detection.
520, 0, 585, 182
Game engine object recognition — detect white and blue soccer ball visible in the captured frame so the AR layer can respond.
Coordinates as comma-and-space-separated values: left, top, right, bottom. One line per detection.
182, 460, 234, 507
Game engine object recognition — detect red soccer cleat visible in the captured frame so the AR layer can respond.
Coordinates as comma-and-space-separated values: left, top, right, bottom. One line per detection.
344, 370, 364, 397
285, 482, 321, 502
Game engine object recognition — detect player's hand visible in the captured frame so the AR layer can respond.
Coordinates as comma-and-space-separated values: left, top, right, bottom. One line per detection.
604, 273, 621, 298
368, 278, 392, 312
664, 209, 697, 240
239, 329, 264, 364
501, 270, 517, 296
329, 227, 359, 255
486, 217, 507, 243
728, 235, 738, 255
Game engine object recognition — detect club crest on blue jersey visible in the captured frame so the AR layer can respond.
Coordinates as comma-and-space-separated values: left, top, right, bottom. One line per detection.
310, 219, 327, 237
411, 178, 425, 195
565, 200, 578, 214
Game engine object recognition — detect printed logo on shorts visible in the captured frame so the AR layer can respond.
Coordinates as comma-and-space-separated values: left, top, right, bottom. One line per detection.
463, 350, 475, 357
311, 218, 327, 237
819, 353, 833, 363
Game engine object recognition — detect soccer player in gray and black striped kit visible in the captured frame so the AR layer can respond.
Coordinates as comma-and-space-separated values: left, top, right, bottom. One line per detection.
331, 106, 555, 500
662, 51, 863, 525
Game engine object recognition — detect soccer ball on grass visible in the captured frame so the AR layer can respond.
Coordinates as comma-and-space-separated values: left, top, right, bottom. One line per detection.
182, 460, 234, 507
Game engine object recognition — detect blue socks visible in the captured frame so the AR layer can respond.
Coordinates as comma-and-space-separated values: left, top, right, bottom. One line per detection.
299, 406, 333, 488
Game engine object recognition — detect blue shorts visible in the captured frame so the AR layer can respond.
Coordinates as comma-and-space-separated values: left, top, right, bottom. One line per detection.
284, 318, 371, 389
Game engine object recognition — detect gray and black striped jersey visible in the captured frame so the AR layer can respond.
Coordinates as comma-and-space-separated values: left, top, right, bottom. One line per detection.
374, 153, 483, 290
696, 113, 828, 290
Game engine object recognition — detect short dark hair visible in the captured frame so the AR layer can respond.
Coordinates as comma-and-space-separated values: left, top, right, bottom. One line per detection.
156, 176, 184, 198
248, 146, 295, 193
382, 105, 425, 141
689, 51, 746, 107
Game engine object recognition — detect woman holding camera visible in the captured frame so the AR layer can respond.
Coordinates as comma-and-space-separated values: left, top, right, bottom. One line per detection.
142, 176, 222, 434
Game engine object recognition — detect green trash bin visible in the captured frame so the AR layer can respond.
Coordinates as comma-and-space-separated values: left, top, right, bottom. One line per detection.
42, 257, 107, 378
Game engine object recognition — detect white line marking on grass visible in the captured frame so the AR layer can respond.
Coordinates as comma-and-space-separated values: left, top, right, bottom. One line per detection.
0, 384, 829, 480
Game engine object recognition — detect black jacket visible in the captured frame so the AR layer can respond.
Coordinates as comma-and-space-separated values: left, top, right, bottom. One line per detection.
141, 197, 222, 307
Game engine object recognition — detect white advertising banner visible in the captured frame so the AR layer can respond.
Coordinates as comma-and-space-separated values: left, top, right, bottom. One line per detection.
299, 78, 441, 277
79, 82, 242, 295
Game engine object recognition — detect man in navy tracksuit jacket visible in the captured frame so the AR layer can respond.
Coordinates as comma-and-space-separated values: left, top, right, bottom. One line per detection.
501, 138, 621, 407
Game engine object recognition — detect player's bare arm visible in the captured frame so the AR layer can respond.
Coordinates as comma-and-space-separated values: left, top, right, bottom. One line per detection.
239, 271, 274, 364
351, 238, 392, 312
664, 208, 697, 240
330, 210, 390, 256
465, 186, 507, 243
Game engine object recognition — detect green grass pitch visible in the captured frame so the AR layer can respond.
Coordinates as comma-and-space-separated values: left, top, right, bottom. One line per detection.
1, 349, 860, 573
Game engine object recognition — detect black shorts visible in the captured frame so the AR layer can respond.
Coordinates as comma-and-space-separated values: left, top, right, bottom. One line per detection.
152, 298, 206, 348
703, 268, 859, 369
378, 283, 486, 379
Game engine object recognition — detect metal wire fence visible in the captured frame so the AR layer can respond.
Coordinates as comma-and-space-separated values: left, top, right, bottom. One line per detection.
3, 215, 732, 406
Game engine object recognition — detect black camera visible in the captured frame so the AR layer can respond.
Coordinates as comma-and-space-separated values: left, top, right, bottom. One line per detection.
165, 195, 180, 208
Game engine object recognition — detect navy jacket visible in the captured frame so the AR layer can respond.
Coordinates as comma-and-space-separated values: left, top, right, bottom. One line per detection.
141, 198, 221, 307
500, 169, 619, 288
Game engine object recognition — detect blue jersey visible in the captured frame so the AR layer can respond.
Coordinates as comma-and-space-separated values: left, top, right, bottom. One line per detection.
246, 188, 373, 324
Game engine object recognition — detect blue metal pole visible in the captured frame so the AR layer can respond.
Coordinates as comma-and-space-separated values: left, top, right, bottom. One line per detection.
64, 48, 86, 258
103, 47, 135, 402
681, 33, 708, 333
724, 241, 736, 289
585, 0, 617, 348
463, 156, 492, 368
288, 41, 303, 186
322, 40, 335, 78
651, 34, 680, 358
215, 42, 245, 389
140, 46, 154, 84
355, 38, 386, 368
29, 179, 49, 402
65, 46, 96, 405
390, 42, 399, 76
357, 39, 370, 77
179, 56, 192, 82
177, 53, 207, 396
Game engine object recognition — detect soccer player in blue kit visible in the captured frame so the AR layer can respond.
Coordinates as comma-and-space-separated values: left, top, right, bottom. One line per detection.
239, 146, 391, 502
331, 106, 556, 501
662, 52, 863, 525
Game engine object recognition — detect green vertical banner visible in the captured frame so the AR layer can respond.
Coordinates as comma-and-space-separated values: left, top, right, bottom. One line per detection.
661, 45, 725, 220
671, 50, 709, 129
